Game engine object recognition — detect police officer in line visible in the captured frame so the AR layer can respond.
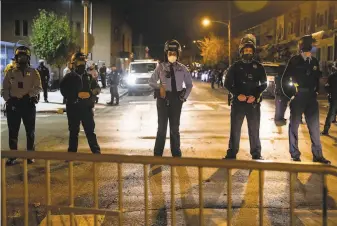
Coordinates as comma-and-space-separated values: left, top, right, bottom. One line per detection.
274, 64, 288, 125
37, 60, 50, 103
224, 34, 267, 160
107, 65, 120, 106
2, 46, 42, 165
321, 61, 337, 135
99, 63, 107, 88
281, 35, 330, 164
149, 39, 193, 157
60, 52, 101, 154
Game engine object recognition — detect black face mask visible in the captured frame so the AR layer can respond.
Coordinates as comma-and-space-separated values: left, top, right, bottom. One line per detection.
76, 65, 86, 74
17, 55, 29, 65
242, 54, 253, 62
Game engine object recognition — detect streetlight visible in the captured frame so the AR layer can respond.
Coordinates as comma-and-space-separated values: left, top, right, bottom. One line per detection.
201, 3, 232, 65
202, 18, 211, 27
82, 0, 89, 55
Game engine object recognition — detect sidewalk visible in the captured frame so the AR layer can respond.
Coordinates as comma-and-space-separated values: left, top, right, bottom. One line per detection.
0, 87, 128, 114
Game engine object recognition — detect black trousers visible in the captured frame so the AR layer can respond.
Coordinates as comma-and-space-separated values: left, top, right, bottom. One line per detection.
101, 74, 106, 88
66, 102, 100, 153
323, 99, 337, 132
274, 95, 289, 121
154, 93, 183, 157
6, 99, 36, 151
110, 85, 119, 103
226, 100, 261, 158
42, 82, 48, 100
289, 92, 323, 159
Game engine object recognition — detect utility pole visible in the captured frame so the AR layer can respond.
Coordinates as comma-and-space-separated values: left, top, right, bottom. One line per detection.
228, 1, 232, 66
82, 0, 89, 55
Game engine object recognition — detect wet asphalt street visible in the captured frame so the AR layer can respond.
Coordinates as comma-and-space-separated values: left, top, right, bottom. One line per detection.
1, 80, 337, 225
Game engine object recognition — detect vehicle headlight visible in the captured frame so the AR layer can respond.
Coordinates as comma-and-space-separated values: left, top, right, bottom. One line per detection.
127, 76, 136, 85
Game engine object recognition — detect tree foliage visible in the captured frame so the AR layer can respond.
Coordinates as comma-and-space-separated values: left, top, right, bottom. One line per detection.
30, 9, 78, 68
197, 34, 242, 66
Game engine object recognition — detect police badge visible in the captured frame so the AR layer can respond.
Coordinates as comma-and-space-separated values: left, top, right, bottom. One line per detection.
253, 64, 257, 69
313, 66, 317, 71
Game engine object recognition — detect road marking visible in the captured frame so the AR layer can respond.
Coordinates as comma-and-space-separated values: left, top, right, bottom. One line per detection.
193, 104, 214, 111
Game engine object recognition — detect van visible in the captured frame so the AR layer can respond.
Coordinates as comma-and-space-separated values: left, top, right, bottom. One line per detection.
127, 60, 158, 96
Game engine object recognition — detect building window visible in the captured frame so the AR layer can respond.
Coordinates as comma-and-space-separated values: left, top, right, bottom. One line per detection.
303, 17, 307, 33
114, 27, 120, 42
70, 21, 73, 31
327, 46, 333, 61
316, 13, 320, 27
324, 10, 328, 25
14, 20, 20, 36
23, 20, 28, 36
76, 22, 81, 34
319, 14, 324, 27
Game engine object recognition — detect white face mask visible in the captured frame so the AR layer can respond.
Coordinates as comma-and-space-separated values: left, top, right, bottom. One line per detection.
168, 56, 177, 63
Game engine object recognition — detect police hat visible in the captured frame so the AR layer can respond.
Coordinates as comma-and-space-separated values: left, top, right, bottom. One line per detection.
164, 40, 182, 53
239, 34, 257, 54
70, 52, 87, 64
15, 46, 31, 57
298, 35, 314, 52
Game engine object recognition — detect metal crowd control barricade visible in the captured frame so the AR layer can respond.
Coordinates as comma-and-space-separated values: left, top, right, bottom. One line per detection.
1, 151, 337, 226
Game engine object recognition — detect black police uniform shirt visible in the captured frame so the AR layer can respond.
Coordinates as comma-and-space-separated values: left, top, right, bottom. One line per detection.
224, 60, 267, 101
282, 54, 321, 98
37, 65, 50, 83
60, 71, 100, 105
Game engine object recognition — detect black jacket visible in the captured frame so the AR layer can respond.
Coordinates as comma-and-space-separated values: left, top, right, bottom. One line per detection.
108, 71, 120, 86
281, 54, 321, 99
224, 60, 267, 101
274, 65, 286, 96
325, 72, 337, 100
60, 71, 101, 106
37, 65, 50, 83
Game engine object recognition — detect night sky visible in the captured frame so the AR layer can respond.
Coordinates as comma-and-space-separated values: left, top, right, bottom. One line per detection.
119, 0, 307, 59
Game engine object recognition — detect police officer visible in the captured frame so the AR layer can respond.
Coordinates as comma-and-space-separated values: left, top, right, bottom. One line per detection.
99, 63, 107, 88
274, 64, 289, 125
37, 60, 50, 102
149, 39, 193, 157
224, 34, 267, 160
107, 65, 120, 105
2, 46, 42, 165
321, 61, 337, 135
281, 35, 330, 164
60, 52, 101, 154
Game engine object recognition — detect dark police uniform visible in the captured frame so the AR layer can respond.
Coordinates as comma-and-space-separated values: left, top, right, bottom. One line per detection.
2, 46, 42, 165
274, 64, 289, 123
60, 70, 101, 154
107, 70, 120, 105
224, 60, 267, 159
99, 65, 107, 88
37, 63, 50, 102
322, 69, 337, 135
149, 61, 193, 157
282, 53, 330, 163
